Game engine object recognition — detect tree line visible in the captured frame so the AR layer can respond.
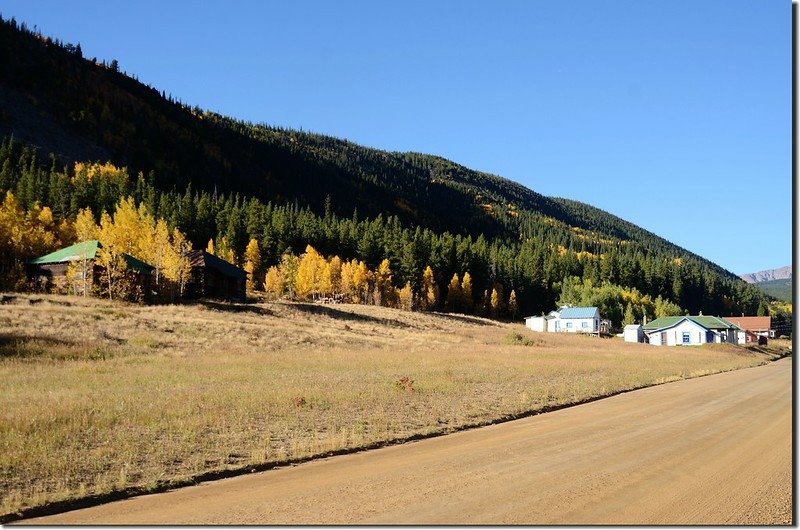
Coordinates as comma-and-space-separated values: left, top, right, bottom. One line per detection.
0, 135, 779, 328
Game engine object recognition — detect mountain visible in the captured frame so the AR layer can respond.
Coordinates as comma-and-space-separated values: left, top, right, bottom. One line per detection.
0, 15, 771, 318
739, 266, 792, 284
750, 278, 792, 304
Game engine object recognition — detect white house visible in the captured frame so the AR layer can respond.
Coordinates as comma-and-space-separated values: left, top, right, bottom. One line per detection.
642, 315, 740, 346
525, 306, 603, 334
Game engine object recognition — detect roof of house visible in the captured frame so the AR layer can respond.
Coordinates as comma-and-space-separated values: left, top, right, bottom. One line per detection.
624, 324, 642, 330
643, 315, 739, 332
27, 240, 153, 273
186, 250, 246, 280
28, 240, 100, 264
558, 306, 599, 319
722, 316, 771, 331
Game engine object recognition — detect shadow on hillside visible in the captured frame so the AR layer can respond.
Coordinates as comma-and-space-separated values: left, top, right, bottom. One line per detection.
195, 300, 275, 317
0, 334, 74, 358
429, 312, 497, 327
291, 302, 415, 329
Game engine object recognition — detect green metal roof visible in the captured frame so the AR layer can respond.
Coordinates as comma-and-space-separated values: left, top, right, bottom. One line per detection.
27, 240, 99, 264
28, 240, 153, 274
643, 315, 739, 332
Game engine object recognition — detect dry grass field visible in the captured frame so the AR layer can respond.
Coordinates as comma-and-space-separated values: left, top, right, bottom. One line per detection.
0, 293, 789, 518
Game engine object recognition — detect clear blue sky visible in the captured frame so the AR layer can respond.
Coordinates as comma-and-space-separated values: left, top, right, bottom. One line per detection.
0, 0, 791, 275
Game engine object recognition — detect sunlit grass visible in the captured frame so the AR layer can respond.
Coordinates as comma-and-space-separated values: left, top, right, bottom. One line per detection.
0, 293, 787, 517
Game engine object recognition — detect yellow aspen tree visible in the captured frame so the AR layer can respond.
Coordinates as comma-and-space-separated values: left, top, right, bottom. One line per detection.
96, 211, 127, 300
27, 205, 57, 256
420, 265, 437, 310
243, 238, 262, 292
445, 273, 462, 313
206, 238, 215, 255
134, 202, 156, 260
352, 259, 370, 303
508, 289, 518, 319
170, 228, 192, 297
74, 207, 99, 242
398, 282, 414, 311
110, 197, 142, 257
296, 245, 324, 299
264, 266, 283, 299
461, 271, 474, 313
374, 258, 393, 306
319, 261, 333, 297
490, 283, 504, 318
328, 255, 343, 296
339, 259, 355, 302
148, 219, 172, 289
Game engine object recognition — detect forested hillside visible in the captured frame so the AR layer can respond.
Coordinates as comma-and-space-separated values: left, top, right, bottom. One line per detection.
0, 15, 774, 322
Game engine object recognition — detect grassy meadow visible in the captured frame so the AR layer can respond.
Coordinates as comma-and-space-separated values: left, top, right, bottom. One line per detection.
0, 293, 789, 517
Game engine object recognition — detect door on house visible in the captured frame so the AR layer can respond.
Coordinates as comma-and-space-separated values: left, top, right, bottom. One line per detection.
660, 332, 667, 345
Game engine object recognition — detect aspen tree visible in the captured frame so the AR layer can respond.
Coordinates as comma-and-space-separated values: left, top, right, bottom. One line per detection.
398, 281, 413, 311
420, 265, 437, 310
446, 273, 461, 312
243, 238, 261, 292
508, 289, 518, 319
264, 266, 283, 299
461, 271, 474, 312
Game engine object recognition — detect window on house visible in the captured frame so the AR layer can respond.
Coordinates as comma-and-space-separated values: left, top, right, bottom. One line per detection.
566, 322, 573, 328
582, 321, 589, 328
682, 332, 691, 344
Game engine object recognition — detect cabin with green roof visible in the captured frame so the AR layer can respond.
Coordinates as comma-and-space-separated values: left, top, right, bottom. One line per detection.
642, 315, 740, 346
26, 240, 154, 302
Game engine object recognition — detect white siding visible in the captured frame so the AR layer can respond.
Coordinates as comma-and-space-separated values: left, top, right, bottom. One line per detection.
646, 319, 714, 346
525, 316, 547, 332
554, 317, 598, 333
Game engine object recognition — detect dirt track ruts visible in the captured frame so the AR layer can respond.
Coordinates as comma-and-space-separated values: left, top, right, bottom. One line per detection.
20, 357, 792, 525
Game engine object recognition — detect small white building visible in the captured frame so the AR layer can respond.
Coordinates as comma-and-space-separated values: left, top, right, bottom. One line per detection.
623, 324, 644, 343
526, 307, 603, 334
643, 315, 740, 346
525, 310, 559, 332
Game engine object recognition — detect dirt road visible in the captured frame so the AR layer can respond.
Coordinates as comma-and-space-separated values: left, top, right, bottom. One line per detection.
21, 357, 792, 525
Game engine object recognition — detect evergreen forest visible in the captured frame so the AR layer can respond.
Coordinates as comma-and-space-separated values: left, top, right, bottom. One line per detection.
0, 15, 782, 328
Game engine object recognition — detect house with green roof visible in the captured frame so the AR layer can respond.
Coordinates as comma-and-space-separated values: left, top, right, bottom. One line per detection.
642, 314, 740, 346
26, 240, 154, 302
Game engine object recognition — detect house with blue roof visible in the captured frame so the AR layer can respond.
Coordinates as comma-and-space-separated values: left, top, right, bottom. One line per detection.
525, 306, 603, 334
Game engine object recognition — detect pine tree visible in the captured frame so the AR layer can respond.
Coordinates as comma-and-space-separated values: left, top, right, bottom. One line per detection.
623, 302, 635, 326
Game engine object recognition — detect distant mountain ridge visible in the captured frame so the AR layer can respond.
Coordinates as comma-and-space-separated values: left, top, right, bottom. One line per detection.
740, 266, 792, 284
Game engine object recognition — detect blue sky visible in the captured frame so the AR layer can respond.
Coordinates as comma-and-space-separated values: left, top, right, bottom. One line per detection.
0, 0, 791, 274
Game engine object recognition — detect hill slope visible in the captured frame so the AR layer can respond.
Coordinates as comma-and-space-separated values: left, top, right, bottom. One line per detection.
0, 15, 769, 317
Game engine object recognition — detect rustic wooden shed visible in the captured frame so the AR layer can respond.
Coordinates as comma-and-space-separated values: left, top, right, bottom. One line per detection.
26, 240, 154, 302
183, 250, 246, 302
